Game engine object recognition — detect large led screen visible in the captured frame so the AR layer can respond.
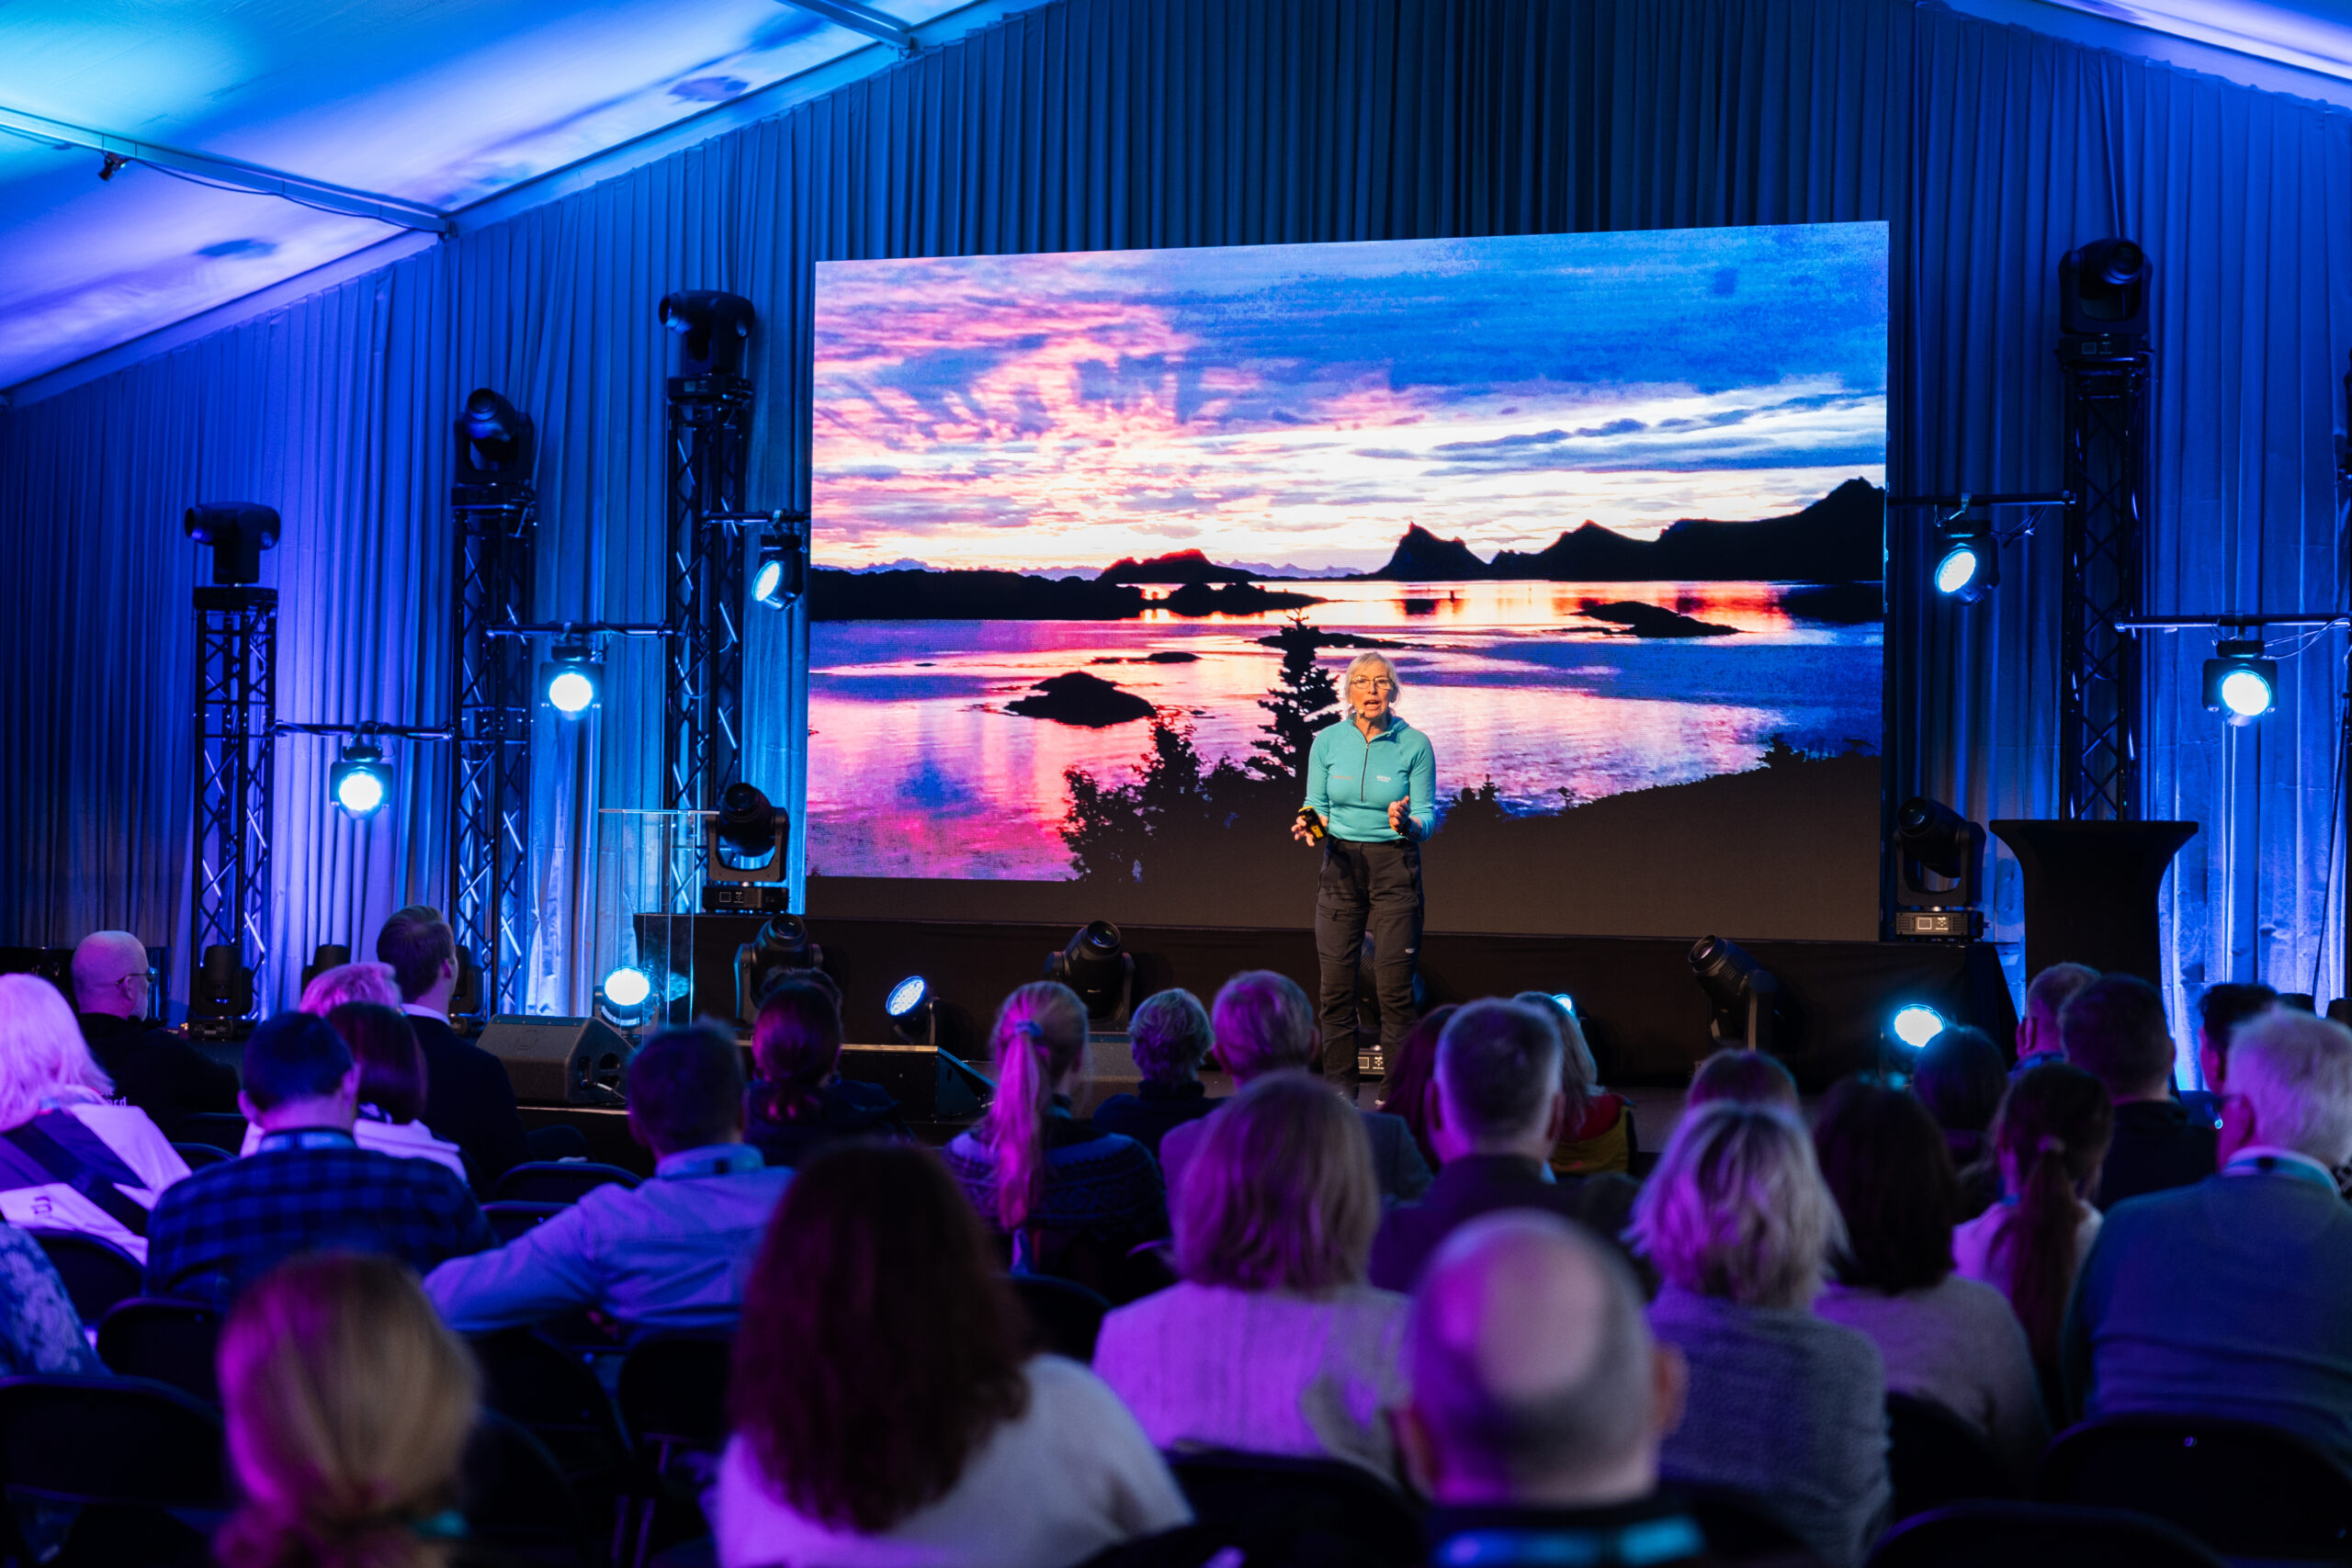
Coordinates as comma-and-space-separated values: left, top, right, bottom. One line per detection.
806, 223, 1888, 939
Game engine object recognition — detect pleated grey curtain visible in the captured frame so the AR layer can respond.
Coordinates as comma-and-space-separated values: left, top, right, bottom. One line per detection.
1, 0, 2345, 1035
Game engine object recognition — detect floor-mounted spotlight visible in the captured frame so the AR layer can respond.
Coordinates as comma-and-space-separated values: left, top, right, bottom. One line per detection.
1933, 524, 1997, 604
1889, 1003, 1946, 1052
331, 739, 392, 818
887, 974, 936, 1045
596, 964, 654, 1032
542, 641, 602, 718
1551, 992, 1576, 1016
752, 531, 805, 610
1046, 919, 1133, 1026
2205, 638, 2278, 725
1689, 934, 1785, 1056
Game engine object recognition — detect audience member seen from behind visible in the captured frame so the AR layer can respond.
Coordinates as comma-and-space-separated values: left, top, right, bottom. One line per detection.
1950, 1062, 2111, 1386
717, 1144, 1189, 1568
0, 974, 188, 1262
2064, 1011, 2352, 1470
1091, 988, 1222, 1158
144, 1012, 493, 1304
70, 930, 237, 1142
427, 1022, 793, 1334
1371, 998, 1639, 1294
297, 960, 402, 1016
1810, 1078, 2046, 1481
238, 1004, 463, 1179
1403, 1213, 1751, 1568
1094, 1073, 1408, 1478
745, 977, 910, 1168
1519, 992, 1634, 1178
216, 1251, 479, 1568
1159, 970, 1433, 1201
1685, 1046, 1799, 1113
1375, 1003, 1456, 1175
2062, 975, 2212, 1208
2188, 981, 2279, 1123
1629, 1100, 1888, 1567
2014, 962, 2098, 1075
1911, 1025, 2007, 1216
377, 906, 533, 1192
944, 983, 1165, 1272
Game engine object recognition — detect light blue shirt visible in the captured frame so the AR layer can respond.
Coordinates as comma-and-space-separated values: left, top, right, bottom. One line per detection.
424, 1143, 791, 1334
1303, 715, 1436, 842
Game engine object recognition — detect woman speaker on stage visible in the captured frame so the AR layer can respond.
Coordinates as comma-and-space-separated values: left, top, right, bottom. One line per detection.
1291, 652, 1434, 1096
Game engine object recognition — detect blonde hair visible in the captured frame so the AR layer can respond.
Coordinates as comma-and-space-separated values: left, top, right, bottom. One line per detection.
0, 974, 113, 1129
1175, 1072, 1378, 1293
1627, 1100, 1844, 1309
299, 963, 402, 1016
979, 982, 1090, 1231
217, 1252, 480, 1568
1340, 652, 1402, 704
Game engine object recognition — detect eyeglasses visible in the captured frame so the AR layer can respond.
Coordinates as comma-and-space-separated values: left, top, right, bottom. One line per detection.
1348, 678, 1395, 692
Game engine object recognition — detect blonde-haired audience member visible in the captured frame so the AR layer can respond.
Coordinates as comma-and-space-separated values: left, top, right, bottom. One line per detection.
1093, 1072, 1408, 1478
0, 974, 187, 1261
1630, 1100, 1889, 1566
297, 961, 402, 1016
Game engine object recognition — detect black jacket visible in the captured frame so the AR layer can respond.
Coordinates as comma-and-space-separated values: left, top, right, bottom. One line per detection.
408, 1012, 534, 1195
2095, 1097, 2217, 1211
1370, 1153, 1641, 1293
745, 1077, 912, 1168
1091, 1080, 1223, 1159
75, 1013, 239, 1142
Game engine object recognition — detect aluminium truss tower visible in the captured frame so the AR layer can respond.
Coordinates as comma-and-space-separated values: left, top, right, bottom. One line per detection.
2059, 338, 2152, 821
190, 586, 277, 1024
450, 482, 536, 1021
661, 368, 755, 910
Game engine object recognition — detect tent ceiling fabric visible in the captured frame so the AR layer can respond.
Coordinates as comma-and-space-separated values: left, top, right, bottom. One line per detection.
0, 0, 963, 388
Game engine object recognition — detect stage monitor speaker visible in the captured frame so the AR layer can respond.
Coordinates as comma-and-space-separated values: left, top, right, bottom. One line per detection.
480, 1015, 633, 1106
838, 1043, 991, 1121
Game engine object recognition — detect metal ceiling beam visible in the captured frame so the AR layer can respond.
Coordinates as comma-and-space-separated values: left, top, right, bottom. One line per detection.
0, 105, 454, 235
775, 0, 920, 55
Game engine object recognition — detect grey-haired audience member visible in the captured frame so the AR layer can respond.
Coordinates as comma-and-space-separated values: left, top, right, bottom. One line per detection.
1685, 1047, 1799, 1112
1091, 988, 1223, 1158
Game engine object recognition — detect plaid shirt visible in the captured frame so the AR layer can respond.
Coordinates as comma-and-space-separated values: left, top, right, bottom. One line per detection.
144, 1129, 496, 1304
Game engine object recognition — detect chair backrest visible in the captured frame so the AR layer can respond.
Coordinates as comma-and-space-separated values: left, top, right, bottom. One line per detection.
170, 1142, 234, 1169
461, 1408, 593, 1566
1886, 1392, 2016, 1521
0, 1374, 228, 1507
1869, 1500, 2231, 1568
1008, 1272, 1112, 1361
1676, 1482, 1812, 1560
96, 1298, 224, 1405
1165, 1449, 1421, 1564
175, 1112, 248, 1152
28, 1228, 147, 1325
484, 1199, 573, 1244
617, 1332, 734, 1465
2038, 1413, 2352, 1560
469, 1329, 630, 1483
493, 1161, 642, 1205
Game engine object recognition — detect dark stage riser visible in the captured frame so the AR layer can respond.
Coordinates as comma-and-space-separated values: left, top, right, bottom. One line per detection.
649, 915, 2017, 1090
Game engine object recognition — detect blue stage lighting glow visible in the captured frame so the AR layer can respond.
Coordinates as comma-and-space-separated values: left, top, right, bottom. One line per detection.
1551, 992, 1576, 1015
2218, 667, 2275, 718
547, 667, 596, 715
602, 965, 652, 1010
329, 740, 390, 818
1891, 1003, 1945, 1050
886, 975, 930, 1018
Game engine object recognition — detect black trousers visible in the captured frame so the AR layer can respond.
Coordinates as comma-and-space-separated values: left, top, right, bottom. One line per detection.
1314, 835, 1423, 1093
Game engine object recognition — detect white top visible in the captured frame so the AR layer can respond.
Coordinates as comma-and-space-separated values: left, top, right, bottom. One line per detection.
1951, 1199, 2102, 1298
240, 1114, 468, 1181
1092, 1280, 1410, 1479
1815, 1274, 2049, 1480
713, 1355, 1190, 1568
0, 1100, 189, 1263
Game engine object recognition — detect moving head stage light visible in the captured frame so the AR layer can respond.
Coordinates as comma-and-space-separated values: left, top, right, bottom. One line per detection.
183, 503, 281, 586
1892, 795, 1985, 941
1046, 919, 1134, 1026
300, 943, 351, 993
705, 782, 790, 913
735, 914, 820, 1024
1688, 934, 1787, 1057
189, 942, 256, 1042
659, 291, 754, 380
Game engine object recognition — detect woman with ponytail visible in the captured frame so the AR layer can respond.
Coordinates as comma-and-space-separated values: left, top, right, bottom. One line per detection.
745, 976, 910, 1168
944, 982, 1165, 1269
1952, 1061, 2114, 1376
217, 1252, 480, 1568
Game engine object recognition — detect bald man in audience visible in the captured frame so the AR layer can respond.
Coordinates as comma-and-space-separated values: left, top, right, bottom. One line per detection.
1399, 1212, 1822, 1568
2013, 962, 2098, 1076
72, 931, 238, 1141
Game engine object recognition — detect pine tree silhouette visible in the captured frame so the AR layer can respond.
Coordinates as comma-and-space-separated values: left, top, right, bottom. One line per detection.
1250, 614, 1340, 784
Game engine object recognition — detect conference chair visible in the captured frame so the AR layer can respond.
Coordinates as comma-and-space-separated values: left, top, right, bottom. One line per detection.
486, 1199, 572, 1244
1164, 1450, 1421, 1568
0, 1373, 230, 1567
2038, 1413, 2352, 1561
616, 1332, 733, 1568
175, 1112, 247, 1152
96, 1298, 223, 1404
169, 1142, 232, 1169
28, 1228, 145, 1324
1008, 1271, 1113, 1361
469, 1329, 631, 1544
1867, 1500, 2229, 1568
1885, 1392, 2015, 1522
1677, 1483, 1813, 1560
463, 1408, 600, 1566
494, 1161, 642, 1205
